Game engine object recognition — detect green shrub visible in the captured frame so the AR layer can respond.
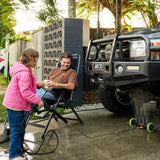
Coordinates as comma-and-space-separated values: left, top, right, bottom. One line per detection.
1, 35, 31, 48
0, 73, 9, 86
0, 95, 7, 122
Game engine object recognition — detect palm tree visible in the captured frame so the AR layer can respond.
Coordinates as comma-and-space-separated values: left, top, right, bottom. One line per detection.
0, 0, 35, 47
77, 0, 160, 31
68, 0, 76, 18
36, 0, 62, 25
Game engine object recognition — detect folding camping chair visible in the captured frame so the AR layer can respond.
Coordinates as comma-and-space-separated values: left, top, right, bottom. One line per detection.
29, 54, 83, 139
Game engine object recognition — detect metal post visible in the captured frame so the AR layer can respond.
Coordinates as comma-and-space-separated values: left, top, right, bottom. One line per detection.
4, 33, 10, 81
97, 0, 100, 39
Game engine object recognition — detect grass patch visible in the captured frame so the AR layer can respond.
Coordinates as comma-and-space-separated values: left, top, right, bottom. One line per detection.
0, 95, 7, 122
0, 73, 9, 86
56, 108, 65, 114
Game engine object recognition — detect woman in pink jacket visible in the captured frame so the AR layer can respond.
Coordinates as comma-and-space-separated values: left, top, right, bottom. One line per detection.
3, 48, 44, 160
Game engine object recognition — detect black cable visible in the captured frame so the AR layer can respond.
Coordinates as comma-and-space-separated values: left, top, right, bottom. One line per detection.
23, 130, 59, 155
20, 109, 59, 155
69, 124, 137, 139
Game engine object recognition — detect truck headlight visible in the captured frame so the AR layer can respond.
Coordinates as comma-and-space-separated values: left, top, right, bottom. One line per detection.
89, 46, 97, 60
130, 40, 146, 58
105, 43, 112, 60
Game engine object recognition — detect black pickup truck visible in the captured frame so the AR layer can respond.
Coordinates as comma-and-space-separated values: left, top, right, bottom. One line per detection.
85, 26, 160, 115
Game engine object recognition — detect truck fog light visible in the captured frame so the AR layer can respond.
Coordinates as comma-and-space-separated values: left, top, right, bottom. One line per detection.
91, 78, 95, 82
116, 65, 124, 74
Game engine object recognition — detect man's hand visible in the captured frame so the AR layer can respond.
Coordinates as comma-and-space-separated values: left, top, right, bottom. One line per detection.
46, 80, 75, 90
46, 80, 58, 88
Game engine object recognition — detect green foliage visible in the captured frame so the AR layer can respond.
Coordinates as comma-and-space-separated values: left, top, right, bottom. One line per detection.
1, 35, 31, 48
77, 0, 160, 32
129, 0, 159, 27
76, 0, 101, 19
0, 95, 7, 122
0, 0, 16, 30
0, 73, 8, 122
0, 73, 9, 86
56, 108, 65, 114
36, 0, 63, 25
0, 0, 35, 48
0, 0, 16, 47
18, 0, 36, 9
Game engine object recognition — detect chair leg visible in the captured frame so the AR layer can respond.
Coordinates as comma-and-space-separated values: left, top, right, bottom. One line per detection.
53, 114, 58, 121
52, 110, 68, 124
41, 113, 53, 139
41, 110, 69, 139
70, 106, 83, 124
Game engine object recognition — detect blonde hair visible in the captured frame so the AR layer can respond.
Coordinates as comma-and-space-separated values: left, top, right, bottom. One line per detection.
20, 48, 39, 69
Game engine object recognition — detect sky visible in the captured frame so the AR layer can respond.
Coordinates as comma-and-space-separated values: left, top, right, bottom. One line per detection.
13, 0, 146, 34
14, 0, 68, 33
14, 1, 43, 33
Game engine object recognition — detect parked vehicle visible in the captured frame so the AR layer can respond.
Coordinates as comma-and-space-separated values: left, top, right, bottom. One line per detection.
85, 25, 160, 113
0, 49, 5, 73
85, 0, 160, 132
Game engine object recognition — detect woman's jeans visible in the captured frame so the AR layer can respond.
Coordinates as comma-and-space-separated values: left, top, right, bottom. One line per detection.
4, 88, 56, 158
6, 108, 27, 159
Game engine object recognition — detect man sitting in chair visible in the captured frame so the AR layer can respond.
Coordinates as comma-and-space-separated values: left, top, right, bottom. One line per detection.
0, 52, 78, 143
36, 51, 78, 100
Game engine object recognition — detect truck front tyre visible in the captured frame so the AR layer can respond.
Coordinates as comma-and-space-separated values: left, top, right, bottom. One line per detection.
99, 84, 133, 115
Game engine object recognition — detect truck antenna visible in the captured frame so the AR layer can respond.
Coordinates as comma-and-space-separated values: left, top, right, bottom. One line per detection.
97, 0, 100, 39
116, 0, 120, 35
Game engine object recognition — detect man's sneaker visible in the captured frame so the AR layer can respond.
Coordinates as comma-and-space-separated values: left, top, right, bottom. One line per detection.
0, 128, 10, 143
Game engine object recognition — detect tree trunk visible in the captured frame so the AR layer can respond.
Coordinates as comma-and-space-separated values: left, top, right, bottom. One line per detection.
100, 0, 123, 32
150, 11, 158, 27
68, 0, 76, 18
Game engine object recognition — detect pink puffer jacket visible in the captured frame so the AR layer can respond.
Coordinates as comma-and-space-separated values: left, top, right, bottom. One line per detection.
3, 62, 41, 111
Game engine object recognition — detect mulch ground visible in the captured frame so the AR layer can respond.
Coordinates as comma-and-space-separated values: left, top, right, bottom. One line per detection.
83, 89, 100, 104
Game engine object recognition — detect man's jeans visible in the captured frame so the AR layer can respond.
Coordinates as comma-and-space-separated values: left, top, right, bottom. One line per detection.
36, 88, 57, 101
6, 108, 27, 159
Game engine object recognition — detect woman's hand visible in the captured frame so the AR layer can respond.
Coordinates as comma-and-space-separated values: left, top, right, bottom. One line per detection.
38, 100, 44, 107
37, 81, 45, 88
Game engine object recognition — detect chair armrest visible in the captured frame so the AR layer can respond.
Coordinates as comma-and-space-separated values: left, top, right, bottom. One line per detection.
45, 88, 73, 100
45, 87, 72, 92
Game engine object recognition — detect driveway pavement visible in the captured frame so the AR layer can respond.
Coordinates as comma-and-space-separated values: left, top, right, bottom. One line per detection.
1, 102, 160, 160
